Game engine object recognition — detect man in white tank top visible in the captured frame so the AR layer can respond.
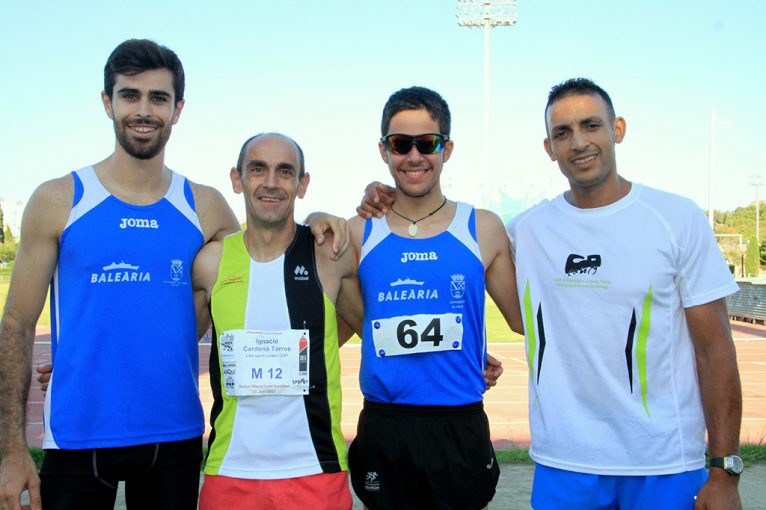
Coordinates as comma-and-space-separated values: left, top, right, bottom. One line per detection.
192, 133, 363, 510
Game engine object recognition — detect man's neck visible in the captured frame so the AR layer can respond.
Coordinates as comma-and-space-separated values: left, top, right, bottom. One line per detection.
243, 221, 297, 263
565, 175, 632, 209
392, 188, 445, 218
93, 147, 170, 204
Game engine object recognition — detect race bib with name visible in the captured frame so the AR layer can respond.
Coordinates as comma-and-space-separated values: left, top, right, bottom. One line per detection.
370, 313, 463, 357
219, 329, 310, 396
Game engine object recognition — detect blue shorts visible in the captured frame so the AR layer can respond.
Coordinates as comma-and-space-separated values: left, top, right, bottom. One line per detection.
531, 464, 708, 510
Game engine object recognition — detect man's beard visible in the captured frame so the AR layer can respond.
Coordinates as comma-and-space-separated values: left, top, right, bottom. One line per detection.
115, 120, 171, 160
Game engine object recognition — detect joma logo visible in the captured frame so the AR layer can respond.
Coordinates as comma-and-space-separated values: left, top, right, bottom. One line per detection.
120, 218, 159, 229
400, 251, 438, 263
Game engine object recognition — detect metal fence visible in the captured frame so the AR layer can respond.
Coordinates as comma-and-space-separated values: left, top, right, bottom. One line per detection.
726, 281, 766, 322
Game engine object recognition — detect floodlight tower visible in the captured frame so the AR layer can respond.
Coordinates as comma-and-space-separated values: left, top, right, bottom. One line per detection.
750, 174, 764, 245
457, 0, 517, 208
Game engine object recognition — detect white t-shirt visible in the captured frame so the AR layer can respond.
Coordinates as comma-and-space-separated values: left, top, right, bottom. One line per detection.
506, 183, 738, 476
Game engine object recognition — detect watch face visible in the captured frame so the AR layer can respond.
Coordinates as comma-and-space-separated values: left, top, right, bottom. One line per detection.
726, 455, 744, 475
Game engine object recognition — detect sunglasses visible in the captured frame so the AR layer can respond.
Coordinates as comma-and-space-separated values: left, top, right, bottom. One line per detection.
381, 133, 449, 155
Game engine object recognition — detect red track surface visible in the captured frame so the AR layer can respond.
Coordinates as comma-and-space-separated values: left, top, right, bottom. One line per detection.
26, 321, 766, 449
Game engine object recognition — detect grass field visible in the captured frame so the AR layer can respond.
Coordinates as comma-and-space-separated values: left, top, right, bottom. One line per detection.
21, 445, 766, 469
485, 293, 525, 343
1, 264, 523, 339
2, 283, 518, 339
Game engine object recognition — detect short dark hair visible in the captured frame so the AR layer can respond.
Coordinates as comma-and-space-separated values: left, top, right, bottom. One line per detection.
103, 39, 185, 103
381, 86, 451, 136
236, 133, 305, 178
545, 78, 615, 121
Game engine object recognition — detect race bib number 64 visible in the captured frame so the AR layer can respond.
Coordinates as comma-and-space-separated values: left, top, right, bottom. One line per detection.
371, 313, 463, 357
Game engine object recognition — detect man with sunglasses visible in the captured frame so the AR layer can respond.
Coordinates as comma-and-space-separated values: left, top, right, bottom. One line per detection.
359, 79, 743, 509
346, 86, 521, 509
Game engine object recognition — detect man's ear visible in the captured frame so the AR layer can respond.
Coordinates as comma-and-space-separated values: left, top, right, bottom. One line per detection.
441, 139, 454, 163
230, 167, 243, 194
379, 141, 389, 163
171, 98, 185, 125
297, 172, 310, 199
543, 138, 555, 161
613, 116, 626, 144
101, 91, 114, 120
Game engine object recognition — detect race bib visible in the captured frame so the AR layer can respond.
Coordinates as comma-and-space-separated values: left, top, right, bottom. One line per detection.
219, 329, 310, 396
370, 313, 463, 357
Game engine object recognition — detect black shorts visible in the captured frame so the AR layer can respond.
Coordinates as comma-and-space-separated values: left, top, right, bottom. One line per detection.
348, 400, 499, 510
39, 436, 202, 510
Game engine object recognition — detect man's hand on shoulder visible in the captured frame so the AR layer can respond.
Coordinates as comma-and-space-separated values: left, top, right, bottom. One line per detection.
356, 181, 395, 219
305, 212, 349, 261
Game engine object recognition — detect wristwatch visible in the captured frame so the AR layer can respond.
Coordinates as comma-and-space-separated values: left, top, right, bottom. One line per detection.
709, 455, 744, 475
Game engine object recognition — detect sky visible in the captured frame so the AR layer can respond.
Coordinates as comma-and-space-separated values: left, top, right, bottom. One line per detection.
0, 0, 763, 224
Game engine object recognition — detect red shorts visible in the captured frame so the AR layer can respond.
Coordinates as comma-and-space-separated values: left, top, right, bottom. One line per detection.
199, 471, 352, 510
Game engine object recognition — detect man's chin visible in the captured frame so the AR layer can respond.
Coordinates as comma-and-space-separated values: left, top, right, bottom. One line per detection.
395, 183, 434, 199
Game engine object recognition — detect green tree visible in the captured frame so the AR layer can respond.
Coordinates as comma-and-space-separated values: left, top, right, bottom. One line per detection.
0, 241, 16, 263
745, 237, 760, 277
3, 225, 13, 244
0, 205, 4, 244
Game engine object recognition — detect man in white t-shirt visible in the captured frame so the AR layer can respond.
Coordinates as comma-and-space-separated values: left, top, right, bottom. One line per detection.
505, 77, 743, 509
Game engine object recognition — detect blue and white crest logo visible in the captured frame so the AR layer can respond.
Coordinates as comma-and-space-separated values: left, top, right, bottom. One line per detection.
170, 259, 183, 282
450, 274, 466, 299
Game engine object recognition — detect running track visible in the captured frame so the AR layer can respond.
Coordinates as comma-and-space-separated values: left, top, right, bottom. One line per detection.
25, 322, 766, 449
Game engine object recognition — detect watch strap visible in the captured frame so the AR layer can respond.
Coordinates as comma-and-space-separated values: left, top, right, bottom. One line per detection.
709, 457, 725, 469
709, 455, 743, 475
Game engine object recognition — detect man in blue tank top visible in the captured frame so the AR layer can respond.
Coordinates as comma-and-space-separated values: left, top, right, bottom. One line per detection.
0, 39, 240, 510
346, 87, 522, 509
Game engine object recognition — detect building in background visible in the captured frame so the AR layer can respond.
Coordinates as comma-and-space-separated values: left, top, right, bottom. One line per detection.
0, 199, 24, 240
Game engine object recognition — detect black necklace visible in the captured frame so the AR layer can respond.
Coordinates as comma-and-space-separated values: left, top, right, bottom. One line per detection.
390, 197, 448, 237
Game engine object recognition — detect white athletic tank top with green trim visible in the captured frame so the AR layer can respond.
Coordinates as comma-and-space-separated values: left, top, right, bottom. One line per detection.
205, 227, 347, 479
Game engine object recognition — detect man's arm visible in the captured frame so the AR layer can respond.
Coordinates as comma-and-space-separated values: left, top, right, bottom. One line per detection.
316, 220, 364, 346
474, 210, 523, 390
192, 183, 240, 243
0, 179, 71, 510
194, 288, 212, 341
686, 298, 742, 509
192, 241, 222, 340
476, 210, 523, 334
335, 314, 357, 347
335, 274, 364, 347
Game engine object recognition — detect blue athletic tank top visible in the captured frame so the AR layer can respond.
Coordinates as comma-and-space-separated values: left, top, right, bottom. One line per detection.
44, 166, 205, 449
358, 202, 487, 405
